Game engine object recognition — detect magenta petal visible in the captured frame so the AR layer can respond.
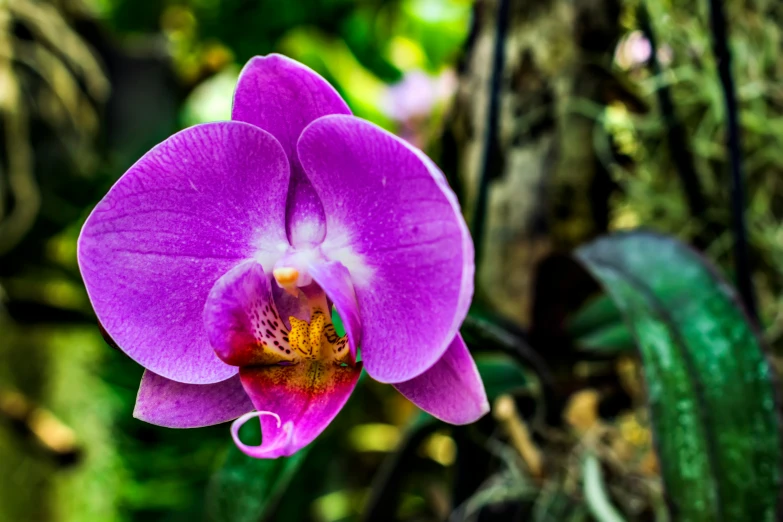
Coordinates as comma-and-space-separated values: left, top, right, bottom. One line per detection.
308, 260, 362, 362
134, 371, 253, 428
232, 54, 351, 247
78, 122, 290, 384
298, 115, 474, 383
232, 54, 350, 161
235, 362, 361, 458
393, 334, 489, 425
403, 143, 475, 331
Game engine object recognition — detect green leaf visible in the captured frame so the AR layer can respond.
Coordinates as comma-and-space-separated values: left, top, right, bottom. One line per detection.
576, 232, 781, 522
205, 436, 309, 522
568, 293, 635, 354
573, 321, 635, 354
568, 294, 624, 337
475, 354, 528, 399
461, 312, 551, 386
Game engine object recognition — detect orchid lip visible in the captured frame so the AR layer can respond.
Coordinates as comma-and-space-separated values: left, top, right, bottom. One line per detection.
206, 261, 353, 369
204, 259, 362, 458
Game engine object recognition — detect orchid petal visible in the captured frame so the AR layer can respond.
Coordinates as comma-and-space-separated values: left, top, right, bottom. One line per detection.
204, 260, 303, 368
298, 115, 473, 383
236, 361, 361, 458
232, 54, 351, 247
394, 334, 489, 425
308, 260, 362, 362
134, 371, 253, 428
403, 143, 474, 331
232, 54, 350, 161
78, 122, 290, 384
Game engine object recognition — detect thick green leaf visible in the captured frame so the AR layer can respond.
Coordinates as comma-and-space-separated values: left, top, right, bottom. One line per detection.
576, 231, 781, 522
205, 433, 309, 522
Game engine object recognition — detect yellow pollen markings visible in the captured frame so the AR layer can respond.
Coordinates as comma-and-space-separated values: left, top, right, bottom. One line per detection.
309, 309, 326, 355
267, 274, 351, 363
288, 316, 311, 357
284, 307, 349, 363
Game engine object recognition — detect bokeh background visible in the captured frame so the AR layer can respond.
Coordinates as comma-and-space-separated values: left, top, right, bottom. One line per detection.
1, 0, 782, 520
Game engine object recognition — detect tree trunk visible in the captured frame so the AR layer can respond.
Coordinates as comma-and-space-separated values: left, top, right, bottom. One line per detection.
442, 0, 622, 330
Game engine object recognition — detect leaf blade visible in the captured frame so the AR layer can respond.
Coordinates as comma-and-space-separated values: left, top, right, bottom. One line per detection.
576, 231, 781, 522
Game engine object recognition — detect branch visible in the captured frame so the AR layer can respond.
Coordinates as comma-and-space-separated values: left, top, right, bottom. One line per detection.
639, 5, 709, 247
471, 0, 510, 265
707, 0, 758, 323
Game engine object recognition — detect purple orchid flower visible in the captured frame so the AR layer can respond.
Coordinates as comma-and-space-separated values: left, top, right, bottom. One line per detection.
78, 54, 488, 458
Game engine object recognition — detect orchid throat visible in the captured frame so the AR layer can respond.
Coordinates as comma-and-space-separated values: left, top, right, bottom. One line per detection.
245, 267, 352, 369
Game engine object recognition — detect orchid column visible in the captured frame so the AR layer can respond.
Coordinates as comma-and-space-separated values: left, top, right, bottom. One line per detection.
78, 54, 488, 458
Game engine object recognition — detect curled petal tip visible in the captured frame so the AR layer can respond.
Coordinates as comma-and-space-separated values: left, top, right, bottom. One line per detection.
231, 411, 294, 459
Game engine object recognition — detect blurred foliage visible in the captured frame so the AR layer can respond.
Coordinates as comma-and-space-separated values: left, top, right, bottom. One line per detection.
1, 0, 782, 521
207, 427, 310, 522
602, 0, 783, 346
0, 0, 108, 254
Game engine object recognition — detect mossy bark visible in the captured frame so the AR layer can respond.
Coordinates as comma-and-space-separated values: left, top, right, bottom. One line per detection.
442, 0, 622, 327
